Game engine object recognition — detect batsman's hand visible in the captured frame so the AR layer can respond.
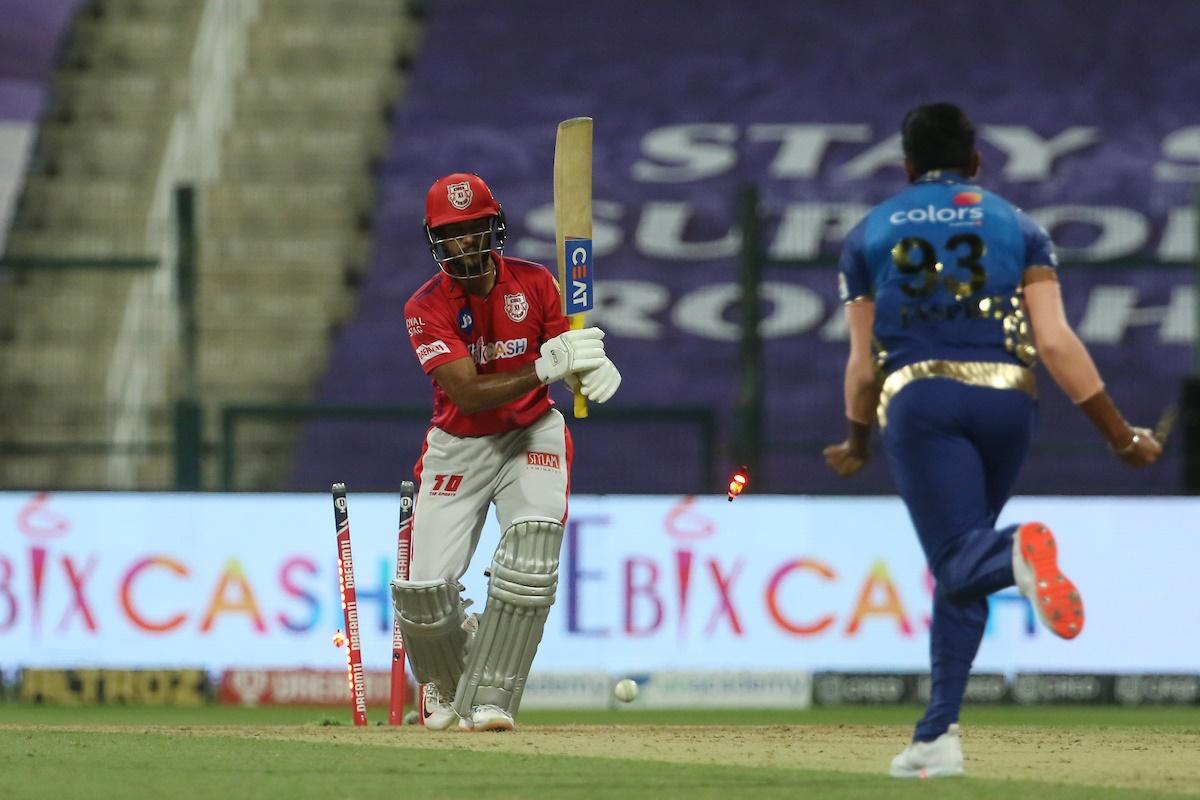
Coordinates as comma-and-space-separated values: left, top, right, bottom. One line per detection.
535, 327, 606, 385
1111, 426, 1162, 467
577, 357, 621, 404
823, 440, 867, 477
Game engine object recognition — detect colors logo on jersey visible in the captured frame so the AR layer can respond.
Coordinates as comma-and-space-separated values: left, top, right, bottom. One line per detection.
953, 191, 983, 206
416, 340, 451, 365
888, 205, 984, 225
446, 181, 473, 210
468, 337, 528, 365
504, 292, 529, 322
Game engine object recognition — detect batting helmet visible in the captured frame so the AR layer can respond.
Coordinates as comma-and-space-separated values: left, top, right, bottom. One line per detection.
424, 173, 502, 229
423, 173, 506, 278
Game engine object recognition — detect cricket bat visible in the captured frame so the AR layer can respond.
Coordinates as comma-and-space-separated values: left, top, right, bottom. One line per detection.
554, 116, 595, 419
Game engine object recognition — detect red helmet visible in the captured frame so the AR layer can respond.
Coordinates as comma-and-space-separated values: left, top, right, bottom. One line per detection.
423, 173, 506, 278
424, 173, 502, 229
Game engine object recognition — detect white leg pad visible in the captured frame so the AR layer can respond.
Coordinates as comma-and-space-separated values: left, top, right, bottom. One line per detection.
453, 519, 563, 717
391, 578, 470, 697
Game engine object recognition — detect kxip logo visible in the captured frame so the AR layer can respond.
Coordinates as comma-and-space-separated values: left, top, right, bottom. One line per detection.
446, 181, 473, 210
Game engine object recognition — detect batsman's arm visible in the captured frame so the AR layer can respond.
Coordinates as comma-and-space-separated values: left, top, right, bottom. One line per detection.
431, 328, 607, 415
1024, 267, 1161, 467
432, 358, 542, 415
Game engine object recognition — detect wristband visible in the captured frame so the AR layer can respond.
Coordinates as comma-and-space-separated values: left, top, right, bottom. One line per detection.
1111, 433, 1141, 457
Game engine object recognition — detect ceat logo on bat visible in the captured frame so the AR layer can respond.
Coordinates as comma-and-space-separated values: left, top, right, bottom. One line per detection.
953, 191, 983, 206
564, 237, 594, 315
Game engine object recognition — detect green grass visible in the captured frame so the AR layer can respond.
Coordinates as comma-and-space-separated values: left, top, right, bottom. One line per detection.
2, 705, 1197, 799
0, 728, 1183, 800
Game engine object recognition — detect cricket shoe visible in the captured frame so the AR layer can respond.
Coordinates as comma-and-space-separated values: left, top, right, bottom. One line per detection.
889, 724, 965, 779
421, 683, 459, 731
458, 704, 514, 732
1012, 522, 1085, 639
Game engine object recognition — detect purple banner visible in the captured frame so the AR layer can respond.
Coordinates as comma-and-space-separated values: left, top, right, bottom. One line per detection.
300, 0, 1199, 493
0, 0, 78, 120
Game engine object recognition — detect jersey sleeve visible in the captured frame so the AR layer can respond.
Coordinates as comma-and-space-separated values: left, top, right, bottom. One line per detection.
405, 296, 469, 374
837, 218, 873, 302
1016, 208, 1058, 270
538, 268, 571, 340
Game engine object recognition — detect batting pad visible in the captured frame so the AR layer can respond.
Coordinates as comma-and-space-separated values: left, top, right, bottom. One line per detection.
453, 518, 564, 717
391, 578, 470, 696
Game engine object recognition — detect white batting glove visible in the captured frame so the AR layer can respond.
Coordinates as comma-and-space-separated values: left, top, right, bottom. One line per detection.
578, 357, 621, 403
534, 327, 606, 385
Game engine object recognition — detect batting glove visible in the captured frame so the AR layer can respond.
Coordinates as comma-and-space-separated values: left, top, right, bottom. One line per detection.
534, 327, 606, 385
577, 357, 621, 403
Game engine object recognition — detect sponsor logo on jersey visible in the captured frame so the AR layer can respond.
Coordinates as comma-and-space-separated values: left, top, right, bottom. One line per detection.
446, 181, 473, 210
428, 473, 464, 497
527, 451, 561, 470
458, 307, 473, 332
406, 316, 425, 336
503, 292, 529, 322
468, 337, 528, 365
953, 191, 983, 206
888, 205, 984, 225
415, 340, 451, 365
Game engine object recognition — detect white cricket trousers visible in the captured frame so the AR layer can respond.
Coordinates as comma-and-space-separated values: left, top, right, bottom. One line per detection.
409, 408, 572, 582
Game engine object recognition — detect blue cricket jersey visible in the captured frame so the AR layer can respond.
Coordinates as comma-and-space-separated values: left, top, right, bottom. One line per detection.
838, 171, 1057, 374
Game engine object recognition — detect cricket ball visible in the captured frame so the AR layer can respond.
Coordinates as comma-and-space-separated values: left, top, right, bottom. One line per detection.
613, 678, 638, 703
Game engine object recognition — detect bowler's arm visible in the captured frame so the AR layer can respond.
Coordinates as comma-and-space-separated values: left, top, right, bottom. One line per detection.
1024, 266, 1160, 466
823, 298, 878, 476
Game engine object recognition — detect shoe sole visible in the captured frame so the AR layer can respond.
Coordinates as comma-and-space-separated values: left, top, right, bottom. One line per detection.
1017, 522, 1084, 639
890, 765, 965, 779
458, 719, 515, 733
476, 719, 515, 732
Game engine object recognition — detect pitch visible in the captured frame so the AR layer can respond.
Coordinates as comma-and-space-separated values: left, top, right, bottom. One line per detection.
1, 705, 1197, 798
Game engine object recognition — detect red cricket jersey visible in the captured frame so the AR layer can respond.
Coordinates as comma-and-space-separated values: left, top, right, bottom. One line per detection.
404, 256, 571, 436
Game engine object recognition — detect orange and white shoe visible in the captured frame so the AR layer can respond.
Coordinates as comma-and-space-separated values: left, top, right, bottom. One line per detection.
1013, 522, 1084, 639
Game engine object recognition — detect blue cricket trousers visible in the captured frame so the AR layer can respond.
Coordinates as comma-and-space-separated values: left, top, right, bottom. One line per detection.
882, 377, 1037, 741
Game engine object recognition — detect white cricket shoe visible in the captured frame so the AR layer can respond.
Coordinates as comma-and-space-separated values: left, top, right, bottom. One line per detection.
421, 683, 458, 731
458, 703, 515, 732
889, 724, 965, 779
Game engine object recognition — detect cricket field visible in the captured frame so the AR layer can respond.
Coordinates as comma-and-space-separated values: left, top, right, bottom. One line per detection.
2, 705, 1197, 798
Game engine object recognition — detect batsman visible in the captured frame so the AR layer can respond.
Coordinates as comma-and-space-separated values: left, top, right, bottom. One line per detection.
391, 166, 618, 732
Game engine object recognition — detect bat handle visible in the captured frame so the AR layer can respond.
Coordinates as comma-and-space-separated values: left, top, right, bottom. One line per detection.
569, 314, 588, 419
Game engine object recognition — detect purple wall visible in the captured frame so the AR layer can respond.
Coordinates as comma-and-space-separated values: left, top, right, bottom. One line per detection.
0, 0, 78, 120
297, 0, 1200, 494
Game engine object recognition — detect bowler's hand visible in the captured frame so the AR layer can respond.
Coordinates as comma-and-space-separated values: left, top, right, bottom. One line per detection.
1112, 426, 1162, 467
823, 441, 867, 477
